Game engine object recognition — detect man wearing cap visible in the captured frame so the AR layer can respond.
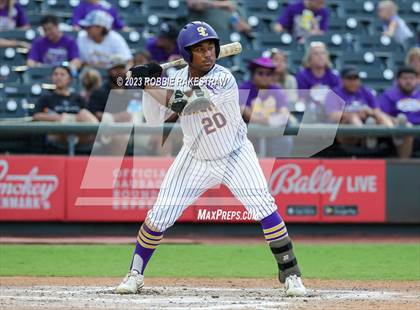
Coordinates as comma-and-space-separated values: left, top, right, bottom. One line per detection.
239, 57, 293, 156
379, 65, 420, 157
77, 10, 132, 69
72, 0, 125, 30
326, 66, 392, 127
146, 22, 180, 63
325, 66, 393, 151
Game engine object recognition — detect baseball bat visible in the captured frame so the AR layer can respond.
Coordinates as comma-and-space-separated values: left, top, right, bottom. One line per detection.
126, 42, 242, 78
160, 41, 242, 70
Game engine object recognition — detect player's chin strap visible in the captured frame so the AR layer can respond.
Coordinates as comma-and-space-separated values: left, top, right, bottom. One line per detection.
269, 236, 302, 283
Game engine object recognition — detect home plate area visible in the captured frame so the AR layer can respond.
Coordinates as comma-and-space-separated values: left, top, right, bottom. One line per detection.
1, 285, 419, 310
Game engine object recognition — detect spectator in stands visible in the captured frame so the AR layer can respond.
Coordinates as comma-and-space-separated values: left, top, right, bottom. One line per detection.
406, 47, 420, 85
88, 56, 149, 155
79, 68, 102, 103
270, 48, 298, 103
133, 50, 151, 67
72, 0, 125, 30
146, 22, 179, 63
77, 10, 132, 69
326, 66, 392, 125
297, 42, 340, 90
273, 0, 328, 43
88, 56, 131, 122
33, 65, 98, 144
0, 0, 29, 30
187, 0, 251, 37
27, 15, 81, 71
378, 0, 413, 46
239, 57, 292, 156
379, 66, 419, 157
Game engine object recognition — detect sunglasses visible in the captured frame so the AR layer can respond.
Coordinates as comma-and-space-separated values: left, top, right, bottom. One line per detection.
255, 70, 273, 76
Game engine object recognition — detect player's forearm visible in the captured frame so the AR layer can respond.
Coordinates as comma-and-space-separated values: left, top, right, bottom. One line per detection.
144, 86, 174, 109
33, 112, 63, 122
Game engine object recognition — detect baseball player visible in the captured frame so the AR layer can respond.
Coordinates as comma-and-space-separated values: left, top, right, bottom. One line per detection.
116, 21, 307, 297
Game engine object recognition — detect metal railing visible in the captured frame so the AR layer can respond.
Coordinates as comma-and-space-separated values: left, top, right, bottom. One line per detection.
1, 122, 419, 156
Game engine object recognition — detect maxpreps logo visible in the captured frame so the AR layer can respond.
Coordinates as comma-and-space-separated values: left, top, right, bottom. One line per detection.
0, 160, 59, 210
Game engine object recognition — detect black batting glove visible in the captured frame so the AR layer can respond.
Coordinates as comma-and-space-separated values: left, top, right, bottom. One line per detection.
128, 62, 162, 88
169, 90, 188, 114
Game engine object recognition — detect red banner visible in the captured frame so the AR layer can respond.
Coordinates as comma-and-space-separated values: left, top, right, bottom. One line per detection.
0, 156, 66, 221
319, 160, 386, 222
0, 155, 386, 223
66, 157, 195, 222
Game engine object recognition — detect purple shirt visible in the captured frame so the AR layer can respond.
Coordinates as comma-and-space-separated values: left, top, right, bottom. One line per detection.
239, 80, 288, 117
278, 1, 329, 38
72, 1, 124, 30
325, 85, 377, 115
28, 34, 79, 65
146, 37, 179, 63
0, 3, 29, 30
296, 68, 340, 90
379, 85, 420, 125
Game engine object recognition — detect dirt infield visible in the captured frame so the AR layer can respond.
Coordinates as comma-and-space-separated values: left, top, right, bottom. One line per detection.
1, 277, 419, 310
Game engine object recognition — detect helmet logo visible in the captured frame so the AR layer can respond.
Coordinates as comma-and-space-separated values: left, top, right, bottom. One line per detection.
197, 26, 208, 37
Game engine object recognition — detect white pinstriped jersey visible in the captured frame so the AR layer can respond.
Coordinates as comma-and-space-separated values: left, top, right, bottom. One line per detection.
172, 64, 248, 160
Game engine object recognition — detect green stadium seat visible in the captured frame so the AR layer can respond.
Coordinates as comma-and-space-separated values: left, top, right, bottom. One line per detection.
356, 34, 403, 55
255, 32, 297, 51
23, 67, 54, 84
143, 0, 188, 20
338, 52, 386, 71
42, 0, 78, 18
0, 47, 26, 66
0, 29, 39, 43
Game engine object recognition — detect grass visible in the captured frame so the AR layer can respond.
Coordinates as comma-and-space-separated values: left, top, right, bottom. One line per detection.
0, 243, 419, 280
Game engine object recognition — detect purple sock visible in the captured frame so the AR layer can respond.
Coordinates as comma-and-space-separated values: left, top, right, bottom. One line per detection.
129, 223, 164, 274
260, 211, 288, 243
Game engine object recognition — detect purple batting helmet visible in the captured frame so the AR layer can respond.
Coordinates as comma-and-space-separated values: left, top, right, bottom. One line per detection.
177, 21, 220, 63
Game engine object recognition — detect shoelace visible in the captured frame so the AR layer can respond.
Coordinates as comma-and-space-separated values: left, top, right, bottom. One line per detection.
288, 275, 301, 287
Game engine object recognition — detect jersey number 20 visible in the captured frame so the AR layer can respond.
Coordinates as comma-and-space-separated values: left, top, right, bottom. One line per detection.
202, 113, 227, 134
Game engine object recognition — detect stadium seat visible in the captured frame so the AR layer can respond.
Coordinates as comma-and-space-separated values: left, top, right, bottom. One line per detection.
26, 13, 45, 27
0, 47, 26, 67
118, 30, 146, 50
358, 67, 394, 93
143, 0, 188, 20
305, 34, 351, 53
18, 0, 42, 13
108, 0, 141, 15
341, 0, 377, 19
242, 0, 286, 21
0, 84, 41, 119
42, 0, 78, 18
356, 34, 403, 54
287, 50, 305, 74
255, 32, 297, 52
23, 67, 54, 84
123, 14, 148, 30
338, 52, 386, 71
0, 29, 39, 43
0, 65, 21, 84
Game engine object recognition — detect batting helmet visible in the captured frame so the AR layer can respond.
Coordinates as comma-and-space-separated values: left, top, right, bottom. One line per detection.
177, 21, 220, 63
